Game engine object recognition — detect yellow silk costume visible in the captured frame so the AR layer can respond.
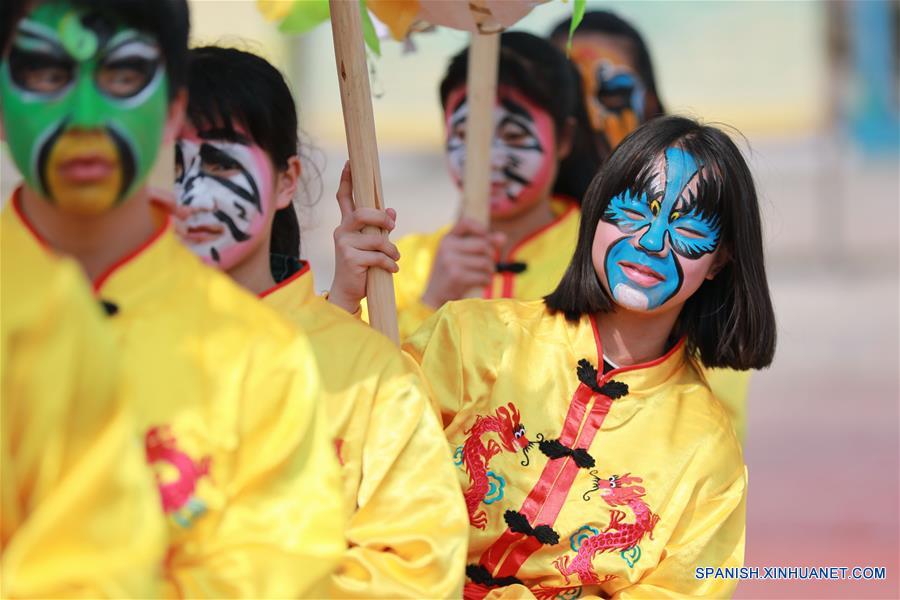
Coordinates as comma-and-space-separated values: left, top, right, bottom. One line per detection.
260, 266, 469, 598
389, 198, 749, 442
5, 190, 346, 598
1, 207, 166, 598
404, 299, 747, 599
390, 198, 579, 340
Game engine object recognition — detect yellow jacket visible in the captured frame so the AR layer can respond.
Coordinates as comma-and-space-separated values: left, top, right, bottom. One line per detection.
1, 207, 166, 598
391, 198, 749, 442
5, 191, 346, 598
392, 198, 579, 340
261, 266, 469, 598
404, 299, 747, 599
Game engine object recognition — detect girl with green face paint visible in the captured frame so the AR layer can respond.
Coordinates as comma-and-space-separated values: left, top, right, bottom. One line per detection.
0, 0, 169, 215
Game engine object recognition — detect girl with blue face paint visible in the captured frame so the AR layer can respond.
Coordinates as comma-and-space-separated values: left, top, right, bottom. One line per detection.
596, 146, 722, 314
403, 117, 775, 597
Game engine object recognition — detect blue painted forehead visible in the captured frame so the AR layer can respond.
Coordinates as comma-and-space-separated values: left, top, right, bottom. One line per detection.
662, 147, 701, 193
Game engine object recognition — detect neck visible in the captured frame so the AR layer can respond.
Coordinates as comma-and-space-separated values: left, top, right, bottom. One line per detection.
595, 304, 682, 366
20, 185, 159, 281
227, 241, 277, 296
490, 195, 556, 259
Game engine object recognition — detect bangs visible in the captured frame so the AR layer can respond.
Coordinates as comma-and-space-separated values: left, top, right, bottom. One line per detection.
597, 125, 728, 226
186, 63, 254, 145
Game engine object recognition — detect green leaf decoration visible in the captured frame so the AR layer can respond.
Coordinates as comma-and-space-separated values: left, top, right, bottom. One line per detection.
278, 0, 330, 35
359, 0, 382, 56
567, 0, 586, 52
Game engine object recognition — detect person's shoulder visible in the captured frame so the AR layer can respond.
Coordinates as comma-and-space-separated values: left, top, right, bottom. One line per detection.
178, 254, 300, 344
294, 296, 401, 361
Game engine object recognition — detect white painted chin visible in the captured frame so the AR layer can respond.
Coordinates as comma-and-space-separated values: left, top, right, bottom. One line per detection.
613, 283, 650, 310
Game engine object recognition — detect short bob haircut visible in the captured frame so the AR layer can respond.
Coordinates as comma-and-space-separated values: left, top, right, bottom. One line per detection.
545, 116, 776, 370
186, 46, 301, 264
2, 0, 189, 100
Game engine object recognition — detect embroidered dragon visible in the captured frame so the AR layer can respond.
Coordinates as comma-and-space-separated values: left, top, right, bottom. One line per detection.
554, 472, 660, 585
461, 402, 531, 529
145, 425, 211, 527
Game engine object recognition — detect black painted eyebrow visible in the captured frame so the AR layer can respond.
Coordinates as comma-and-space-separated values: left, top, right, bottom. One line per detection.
499, 98, 534, 122
197, 128, 252, 145
13, 29, 67, 58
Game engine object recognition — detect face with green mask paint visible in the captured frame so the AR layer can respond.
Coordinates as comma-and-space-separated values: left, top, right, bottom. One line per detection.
0, 0, 169, 215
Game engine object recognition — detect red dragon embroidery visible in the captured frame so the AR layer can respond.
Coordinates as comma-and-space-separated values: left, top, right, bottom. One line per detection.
145, 425, 211, 528
553, 472, 660, 585
461, 403, 531, 529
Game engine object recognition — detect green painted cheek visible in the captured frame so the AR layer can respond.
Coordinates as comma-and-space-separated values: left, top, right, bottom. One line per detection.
0, 64, 70, 194
106, 74, 170, 198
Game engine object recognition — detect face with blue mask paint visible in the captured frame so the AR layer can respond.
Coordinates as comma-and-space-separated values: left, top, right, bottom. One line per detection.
592, 147, 723, 312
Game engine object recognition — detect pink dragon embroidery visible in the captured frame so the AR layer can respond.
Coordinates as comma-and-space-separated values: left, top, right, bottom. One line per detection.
461, 402, 531, 529
553, 472, 660, 585
145, 425, 211, 528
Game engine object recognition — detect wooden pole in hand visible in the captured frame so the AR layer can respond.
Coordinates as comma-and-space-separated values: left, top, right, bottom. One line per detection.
329, 0, 400, 344
460, 31, 500, 227
461, 31, 500, 298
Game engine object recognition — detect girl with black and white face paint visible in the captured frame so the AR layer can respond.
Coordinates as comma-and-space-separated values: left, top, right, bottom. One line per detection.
328, 32, 600, 340
169, 46, 470, 599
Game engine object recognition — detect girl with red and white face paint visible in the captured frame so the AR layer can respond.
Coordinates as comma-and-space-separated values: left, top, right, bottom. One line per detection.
330, 32, 600, 341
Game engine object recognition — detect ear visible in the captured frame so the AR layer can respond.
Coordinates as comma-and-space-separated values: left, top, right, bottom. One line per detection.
705, 248, 731, 280
556, 116, 576, 161
162, 89, 188, 145
273, 155, 302, 210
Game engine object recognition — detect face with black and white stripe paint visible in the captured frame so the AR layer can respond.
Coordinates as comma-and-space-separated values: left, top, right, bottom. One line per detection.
444, 85, 557, 220
174, 123, 274, 269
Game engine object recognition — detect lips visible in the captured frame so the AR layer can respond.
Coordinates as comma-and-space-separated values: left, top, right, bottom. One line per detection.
619, 261, 665, 287
184, 222, 224, 243
57, 155, 116, 183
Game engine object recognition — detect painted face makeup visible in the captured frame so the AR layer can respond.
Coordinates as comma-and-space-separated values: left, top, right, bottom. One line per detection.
594, 147, 721, 312
444, 86, 556, 219
570, 40, 646, 148
174, 125, 274, 270
0, 1, 169, 215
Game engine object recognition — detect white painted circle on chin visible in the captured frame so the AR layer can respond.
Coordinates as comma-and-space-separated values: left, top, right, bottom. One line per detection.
613, 283, 650, 310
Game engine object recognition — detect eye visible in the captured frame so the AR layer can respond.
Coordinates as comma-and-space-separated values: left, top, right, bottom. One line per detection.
96, 57, 157, 98
8, 48, 75, 94
675, 226, 705, 239
623, 208, 644, 220
649, 199, 661, 216
497, 121, 533, 147
174, 144, 184, 182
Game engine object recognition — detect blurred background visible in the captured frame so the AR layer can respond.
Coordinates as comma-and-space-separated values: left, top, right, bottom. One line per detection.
1, 1, 897, 597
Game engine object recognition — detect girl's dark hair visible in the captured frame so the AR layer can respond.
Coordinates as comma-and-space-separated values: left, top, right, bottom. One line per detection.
2, 0, 189, 99
439, 31, 600, 203
550, 10, 665, 119
186, 46, 301, 261
545, 116, 776, 370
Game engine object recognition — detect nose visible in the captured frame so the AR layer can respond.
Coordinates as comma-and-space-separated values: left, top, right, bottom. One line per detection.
177, 161, 215, 211
637, 217, 668, 255
69, 76, 106, 129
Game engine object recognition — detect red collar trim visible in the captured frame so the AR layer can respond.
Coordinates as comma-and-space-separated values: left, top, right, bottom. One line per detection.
92, 216, 170, 292
258, 260, 311, 299
589, 314, 686, 375
13, 187, 172, 292
505, 198, 578, 260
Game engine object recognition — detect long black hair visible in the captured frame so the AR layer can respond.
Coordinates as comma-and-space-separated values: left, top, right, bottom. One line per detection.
550, 10, 665, 119
545, 116, 776, 370
439, 31, 600, 203
186, 46, 301, 263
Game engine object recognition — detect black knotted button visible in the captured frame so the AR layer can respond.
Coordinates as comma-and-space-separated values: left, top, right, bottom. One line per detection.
496, 261, 527, 274
99, 299, 119, 316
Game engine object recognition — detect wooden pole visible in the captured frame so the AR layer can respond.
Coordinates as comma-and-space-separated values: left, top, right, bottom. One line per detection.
460, 31, 500, 227
461, 31, 500, 298
329, 0, 400, 344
